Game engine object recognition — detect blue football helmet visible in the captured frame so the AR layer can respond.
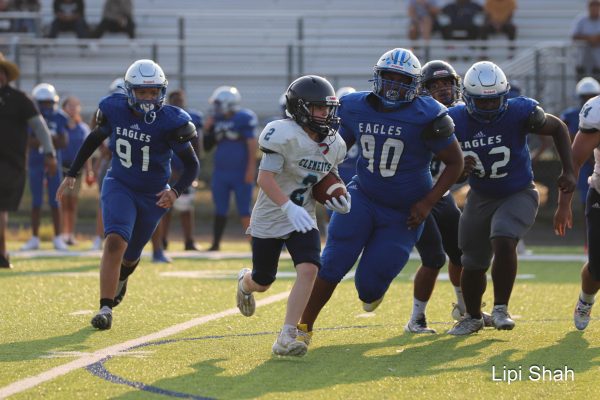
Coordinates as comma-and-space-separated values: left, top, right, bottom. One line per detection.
124, 59, 168, 115
371, 48, 421, 108
462, 61, 510, 123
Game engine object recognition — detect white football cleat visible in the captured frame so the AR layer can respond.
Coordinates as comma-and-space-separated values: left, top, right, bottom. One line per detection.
491, 305, 515, 330
404, 315, 436, 334
272, 326, 308, 357
574, 299, 593, 331
53, 236, 69, 251
20, 236, 40, 251
447, 314, 484, 336
362, 296, 384, 312
236, 268, 255, 317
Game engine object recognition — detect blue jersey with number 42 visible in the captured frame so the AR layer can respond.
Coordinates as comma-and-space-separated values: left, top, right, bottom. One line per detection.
99, 93, 192, 194
338, 91, 455, 210
449, 97, 538, 198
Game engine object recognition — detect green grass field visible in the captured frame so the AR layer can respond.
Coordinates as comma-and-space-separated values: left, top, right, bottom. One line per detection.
0, 247, 597, 399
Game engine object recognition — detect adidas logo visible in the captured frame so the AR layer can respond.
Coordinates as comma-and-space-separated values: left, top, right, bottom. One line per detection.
592, 202, 600, 209
130, 123, 140, 130
474, 131, 485, 139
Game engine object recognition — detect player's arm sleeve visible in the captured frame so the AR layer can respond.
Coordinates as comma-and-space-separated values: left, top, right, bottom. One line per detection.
259, 152, 285, 174
27, 115, 56, 155
338, 123, 356, 149
171, 143, 200, 197
66, 110, 111, 177
421, 114, 455, 140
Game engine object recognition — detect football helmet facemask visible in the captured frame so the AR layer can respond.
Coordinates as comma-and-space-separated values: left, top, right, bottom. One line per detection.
462, 61, 510, 123
124, 59, 168, 116
285, 75, 340, 140
371, 48, 421, 108
421, 60, 461, 107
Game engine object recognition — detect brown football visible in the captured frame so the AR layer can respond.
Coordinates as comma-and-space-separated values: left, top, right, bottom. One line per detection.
312, 172, 347, 204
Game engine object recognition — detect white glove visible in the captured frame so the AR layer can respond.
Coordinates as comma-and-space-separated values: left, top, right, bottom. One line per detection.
281, 200, 314, 233
324, 192, 351, 214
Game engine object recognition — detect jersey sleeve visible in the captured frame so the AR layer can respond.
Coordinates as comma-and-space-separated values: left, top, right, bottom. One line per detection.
258, 120, 288, 154
579, 97, 600, 132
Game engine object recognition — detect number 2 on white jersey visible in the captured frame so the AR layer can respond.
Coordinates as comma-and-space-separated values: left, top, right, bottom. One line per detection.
116, 138, 149, 171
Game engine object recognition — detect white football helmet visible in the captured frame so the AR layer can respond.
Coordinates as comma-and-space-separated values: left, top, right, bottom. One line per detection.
209, 86, 241, 116
108, 77, 126, 95
124, 59, 168, 114
336, 86, 356, 99
371, 48, 421, 108
462, 61, 510, 123
32, 83, 59, 103
576, 77, 600, 97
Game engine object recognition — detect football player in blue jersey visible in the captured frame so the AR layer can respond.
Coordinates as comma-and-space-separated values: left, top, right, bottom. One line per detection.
560, 77, 600, 251
21, 83, 69, 252
152, 89, 203, 254
203, 86, 258, 251
56, 59, 200, 330
298, 48, 465, 342
333, 87, 358, 186
447, 61, 576, 335
406, 60, 494, 333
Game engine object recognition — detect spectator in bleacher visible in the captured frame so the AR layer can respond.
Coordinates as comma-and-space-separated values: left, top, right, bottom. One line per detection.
60, 95, 91, 246
47, 0, 89, 38
439, 0, 483, 40
0, 52, 56, 268
572, 0, 600, 81
480, 0, 517, 47
92, 0, 135, 39
408, 0, 440, 41
11, 0, 40, 34
0, 0, 12, 33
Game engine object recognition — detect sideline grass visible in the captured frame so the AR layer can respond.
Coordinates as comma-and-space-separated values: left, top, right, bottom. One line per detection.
1, 254, 597, 399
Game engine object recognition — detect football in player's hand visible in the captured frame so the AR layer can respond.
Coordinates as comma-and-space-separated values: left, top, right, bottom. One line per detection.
312, 173, 347, 204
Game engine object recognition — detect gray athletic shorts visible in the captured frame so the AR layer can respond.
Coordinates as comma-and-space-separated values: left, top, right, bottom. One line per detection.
459, 184, 539, 270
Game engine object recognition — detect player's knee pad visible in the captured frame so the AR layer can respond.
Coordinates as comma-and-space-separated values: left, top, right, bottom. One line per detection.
252, 269, 276, 287
420, 252, 447, 270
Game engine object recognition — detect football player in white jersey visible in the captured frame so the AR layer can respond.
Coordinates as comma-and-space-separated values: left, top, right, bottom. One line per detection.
236, 75, 349, 357
555, 94, 600, 330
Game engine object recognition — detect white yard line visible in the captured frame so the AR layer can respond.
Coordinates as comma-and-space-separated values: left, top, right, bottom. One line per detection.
0, 291, 290, 399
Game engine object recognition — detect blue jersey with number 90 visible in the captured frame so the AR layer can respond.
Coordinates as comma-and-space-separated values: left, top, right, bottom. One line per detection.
338, 91, 455, 210
99, 93, 192, 194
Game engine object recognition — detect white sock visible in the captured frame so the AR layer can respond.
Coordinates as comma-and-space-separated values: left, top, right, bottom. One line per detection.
580, 291, 596, 304
411, 298, 428, 320
239, 276, 250, 295
454, 286, 465, 310
282, 324, 297, 334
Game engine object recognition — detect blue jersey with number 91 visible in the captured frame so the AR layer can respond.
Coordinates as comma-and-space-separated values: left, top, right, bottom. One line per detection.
338, 91, 455, 210
99, 93, 192, 194
449, 97, 538, 198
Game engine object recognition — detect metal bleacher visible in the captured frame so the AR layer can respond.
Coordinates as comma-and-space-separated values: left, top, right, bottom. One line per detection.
0, 0, 590, 118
